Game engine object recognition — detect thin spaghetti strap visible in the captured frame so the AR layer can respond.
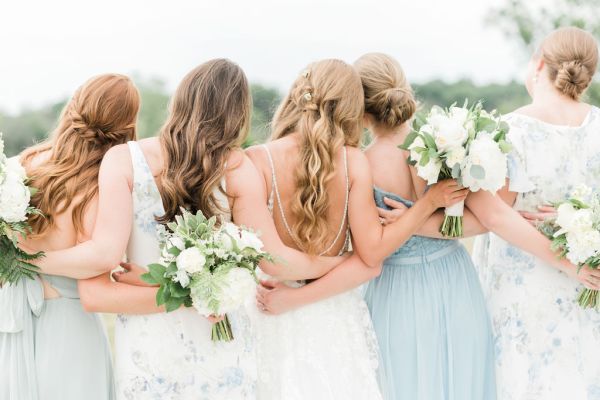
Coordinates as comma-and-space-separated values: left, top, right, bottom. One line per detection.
261, 145, 276, 213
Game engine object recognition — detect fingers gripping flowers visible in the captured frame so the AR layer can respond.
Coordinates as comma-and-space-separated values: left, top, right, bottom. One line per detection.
402, 101, 512, 237
142, 209, 273, 341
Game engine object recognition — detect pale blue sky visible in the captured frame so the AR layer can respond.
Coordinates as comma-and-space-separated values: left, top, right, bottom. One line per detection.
0, 0, 530, 113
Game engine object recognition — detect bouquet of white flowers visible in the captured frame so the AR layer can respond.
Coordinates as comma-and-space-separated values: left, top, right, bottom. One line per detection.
142, 209, 272, 341
538, 185, 600, 310
401, 101, 512, 237
0, 133, 43, 285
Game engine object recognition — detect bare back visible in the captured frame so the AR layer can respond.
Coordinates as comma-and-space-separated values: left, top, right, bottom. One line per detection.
247, 134, 351, 257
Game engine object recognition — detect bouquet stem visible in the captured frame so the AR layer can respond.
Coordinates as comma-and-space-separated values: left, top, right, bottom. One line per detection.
440, 201, 464, 237
578, 289, 599, 310
211, 314, 234, 342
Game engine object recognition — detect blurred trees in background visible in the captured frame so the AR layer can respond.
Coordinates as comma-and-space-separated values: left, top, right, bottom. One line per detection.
2, 0, 599, 157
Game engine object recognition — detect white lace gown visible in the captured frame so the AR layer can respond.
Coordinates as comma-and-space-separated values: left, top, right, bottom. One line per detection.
251, 145, 383, 400
473, 108, 600, 400
115, 142, 257, 400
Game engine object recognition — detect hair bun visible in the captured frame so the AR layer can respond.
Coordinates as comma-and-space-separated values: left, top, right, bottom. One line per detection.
368, 86, 416, 128
554, 60, 591, 99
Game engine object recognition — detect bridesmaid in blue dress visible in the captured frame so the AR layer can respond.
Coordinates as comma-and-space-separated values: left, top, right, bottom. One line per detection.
357, 53, 496, 399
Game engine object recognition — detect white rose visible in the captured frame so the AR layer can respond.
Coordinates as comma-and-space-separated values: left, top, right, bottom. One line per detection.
445, 146, 466, 168
434, 118, 469, 152
460, 134, 507, 192
238, 230, 264, 253
0, 173, 30, 223
566, 229, 600, 265
417, 159, 442, 185
176, 247, 206, 274
555, 203, 584, 235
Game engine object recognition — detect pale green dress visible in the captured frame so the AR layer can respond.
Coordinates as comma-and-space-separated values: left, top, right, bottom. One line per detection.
0, 274, 114, 400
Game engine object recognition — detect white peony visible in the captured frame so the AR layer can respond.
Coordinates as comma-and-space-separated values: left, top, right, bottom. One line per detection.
449, 106, 469, 125
445, 146, 467, 168
0, 172, 30, 223
555, 205, 594, 236
5, 157, 27, 181
460, 134, 507, 192
565, 229, 600, 265
176, 247, 206, 274
218, 268, 256, 314
417, 159, 442, 185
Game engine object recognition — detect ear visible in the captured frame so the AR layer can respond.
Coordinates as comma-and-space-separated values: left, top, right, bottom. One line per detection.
535, 57, 545, 73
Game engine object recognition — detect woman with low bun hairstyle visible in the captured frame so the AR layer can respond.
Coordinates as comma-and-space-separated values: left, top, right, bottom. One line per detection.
0, 73, 140, 400
471, 27, 600, 400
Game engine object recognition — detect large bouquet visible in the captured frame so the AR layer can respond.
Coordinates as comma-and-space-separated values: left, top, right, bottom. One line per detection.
142, 209, 272, 341
402, 101, 512, 237
0, 133, 43, 285
538, 185, 600, 310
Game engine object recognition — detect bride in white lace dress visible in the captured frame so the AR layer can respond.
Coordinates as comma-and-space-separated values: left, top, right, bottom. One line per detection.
32, 59, 346, 400
247, 59, 467, 400
473, 28, 600, 400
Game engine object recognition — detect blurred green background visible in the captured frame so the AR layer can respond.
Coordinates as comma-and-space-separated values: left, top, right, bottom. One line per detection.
1, 0, 598, 157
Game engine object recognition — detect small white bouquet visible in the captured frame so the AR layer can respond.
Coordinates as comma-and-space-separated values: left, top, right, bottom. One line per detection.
401, 101, 512, 237
538, 185, 600, 310
142, 209, 272, 342
0, 132, 43, 285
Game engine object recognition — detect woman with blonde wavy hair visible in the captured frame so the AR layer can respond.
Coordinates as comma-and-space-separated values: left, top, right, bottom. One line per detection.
26, 59, 350, 399
247, 59, 467, 399
0, 73, 140, 400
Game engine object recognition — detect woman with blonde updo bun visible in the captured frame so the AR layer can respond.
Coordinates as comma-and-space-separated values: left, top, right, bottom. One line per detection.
467, 26, 600, 400
0, 74, 140, 400
247, 59, 467, 399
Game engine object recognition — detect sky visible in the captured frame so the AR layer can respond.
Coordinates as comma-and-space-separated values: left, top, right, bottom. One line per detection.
0, 0, 529, 114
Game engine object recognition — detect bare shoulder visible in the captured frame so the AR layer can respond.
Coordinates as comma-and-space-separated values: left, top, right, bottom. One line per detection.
345, 146, 372, 184
226, 151, 265, 196
245, 143, 268, 166
512, 104, 536, 117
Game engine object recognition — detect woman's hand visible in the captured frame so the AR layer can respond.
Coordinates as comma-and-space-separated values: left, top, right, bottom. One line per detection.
519, 205, 557, 226
564, 264, 600, 290
112, 262, 157, 287
377, 197, 408, 226
424, 180, 469, 209
256, 279, 301, 315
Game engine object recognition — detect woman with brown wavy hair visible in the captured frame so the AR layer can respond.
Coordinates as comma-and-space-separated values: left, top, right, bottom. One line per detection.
0, 73, 140, 400
28, 59, 349, 399
247, 59, 467, 399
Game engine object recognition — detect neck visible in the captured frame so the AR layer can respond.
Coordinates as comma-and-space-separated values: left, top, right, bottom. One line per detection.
370, 122, 410, 147
531, 80, 579, 109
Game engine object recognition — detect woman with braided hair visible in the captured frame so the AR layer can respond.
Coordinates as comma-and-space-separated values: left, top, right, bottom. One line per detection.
0, 73, 140, 400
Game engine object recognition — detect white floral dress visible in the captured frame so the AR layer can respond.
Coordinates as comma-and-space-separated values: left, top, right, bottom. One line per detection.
114, 142, 257, 400
473, 107, 600, 400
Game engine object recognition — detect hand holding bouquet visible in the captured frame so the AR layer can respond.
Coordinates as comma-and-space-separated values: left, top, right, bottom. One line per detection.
538, 185, 600, 310
401, 101, 512, 237
0, 133, 43, 285
142, 209, 272, 341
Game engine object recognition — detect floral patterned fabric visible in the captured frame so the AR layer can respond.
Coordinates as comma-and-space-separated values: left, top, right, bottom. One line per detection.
115, 142, 256, 400
473, 107, 600, 400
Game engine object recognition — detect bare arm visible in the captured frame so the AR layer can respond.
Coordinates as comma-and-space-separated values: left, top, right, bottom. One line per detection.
230, 154, 343, 280
78, 273, 163, 314
466, 189, 600, 289
32, 146, 133, 278
257, 253, 380, 314
347, 149, 468, 267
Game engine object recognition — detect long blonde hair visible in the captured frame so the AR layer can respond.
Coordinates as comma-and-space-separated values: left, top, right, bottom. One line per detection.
354, 52, 417, 128
157, 59, 251, 223
23, 74, 139, 236
538, 27, 598, 100
271, 59, 364, 255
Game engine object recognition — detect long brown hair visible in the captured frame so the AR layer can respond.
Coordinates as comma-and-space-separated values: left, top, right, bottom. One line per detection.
157, 59, 251, 223
23, 74, 140, 236
271, 59, 364, 255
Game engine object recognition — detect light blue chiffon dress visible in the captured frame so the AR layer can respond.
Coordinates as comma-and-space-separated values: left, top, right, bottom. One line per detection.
0, 275, 114, 400
364, 187, 496, 400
